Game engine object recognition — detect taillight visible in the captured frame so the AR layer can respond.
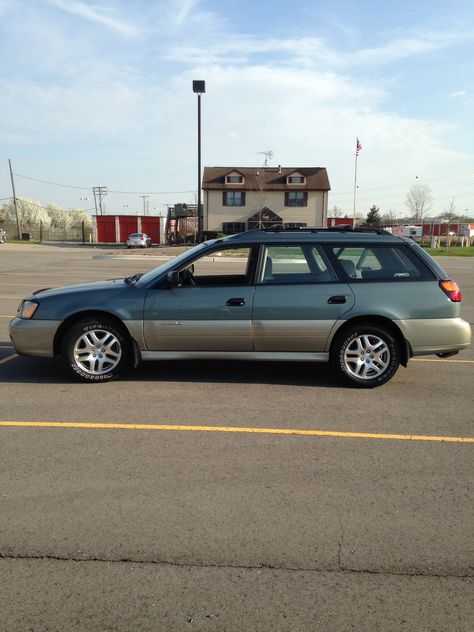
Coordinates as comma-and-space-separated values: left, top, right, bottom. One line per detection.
439, 280, 462, 302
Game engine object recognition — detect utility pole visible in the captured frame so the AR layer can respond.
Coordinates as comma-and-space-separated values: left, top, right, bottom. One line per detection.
139, 195, 150, 215
193, 80, 205, 239
93, 186, 107, 215
8, 159, 21, 240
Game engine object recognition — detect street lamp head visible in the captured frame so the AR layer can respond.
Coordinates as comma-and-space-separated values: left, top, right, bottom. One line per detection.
193, 80, 206, 94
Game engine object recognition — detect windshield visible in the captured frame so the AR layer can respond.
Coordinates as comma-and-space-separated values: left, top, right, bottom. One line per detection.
136, 242, 210, 286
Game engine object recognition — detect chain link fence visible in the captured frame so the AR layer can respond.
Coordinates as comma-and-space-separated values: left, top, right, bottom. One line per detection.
0, 221, 93, 243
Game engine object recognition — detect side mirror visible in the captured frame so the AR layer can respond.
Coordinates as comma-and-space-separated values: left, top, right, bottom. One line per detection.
166, 271, 180, 287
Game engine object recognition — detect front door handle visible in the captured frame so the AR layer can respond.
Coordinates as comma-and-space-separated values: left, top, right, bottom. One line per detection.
328, 295, 347, 304
226, 297, 246, 306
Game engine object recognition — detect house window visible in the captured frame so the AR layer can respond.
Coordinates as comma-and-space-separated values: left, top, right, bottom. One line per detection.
222, 222, 246, 234
223, 191, 246, 206
226, 175, 244, 184
288, 176, 305, 184
285, 191, 308, 207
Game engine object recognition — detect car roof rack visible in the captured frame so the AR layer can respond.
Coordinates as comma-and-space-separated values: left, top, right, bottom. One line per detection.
260, 226, 391, 235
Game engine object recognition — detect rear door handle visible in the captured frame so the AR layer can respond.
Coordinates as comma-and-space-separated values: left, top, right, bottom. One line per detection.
328, 295, 347, 304
226, 298, 246, 306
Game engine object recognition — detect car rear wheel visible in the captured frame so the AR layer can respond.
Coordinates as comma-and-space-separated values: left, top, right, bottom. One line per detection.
331, 322, 400, 388
62, 318, 130, 382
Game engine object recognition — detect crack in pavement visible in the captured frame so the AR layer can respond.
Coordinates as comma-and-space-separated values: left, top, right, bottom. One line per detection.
0, 552, 472, 580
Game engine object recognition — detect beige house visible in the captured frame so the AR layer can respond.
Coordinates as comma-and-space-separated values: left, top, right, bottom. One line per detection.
202, 166, 330, 233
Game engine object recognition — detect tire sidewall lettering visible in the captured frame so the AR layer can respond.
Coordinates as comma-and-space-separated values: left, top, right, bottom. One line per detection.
335, 326, 399, 387
63, 319, 127, 383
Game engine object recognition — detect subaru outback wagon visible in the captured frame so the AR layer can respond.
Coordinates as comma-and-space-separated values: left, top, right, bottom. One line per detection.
9, 227, 471, 388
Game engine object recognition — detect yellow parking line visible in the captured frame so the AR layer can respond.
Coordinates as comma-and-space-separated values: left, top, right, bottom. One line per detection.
0, 353, 18, 366
412, 358, 474, 364
0, 421, 472, 443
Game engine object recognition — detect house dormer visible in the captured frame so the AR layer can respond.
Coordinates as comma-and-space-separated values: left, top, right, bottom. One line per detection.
225, 170, 245, 185
286, 171, 306, 185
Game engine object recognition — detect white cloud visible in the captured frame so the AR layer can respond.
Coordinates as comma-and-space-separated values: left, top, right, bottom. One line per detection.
174, 0, 200, 25
47, 0, 140, 37
163, 28, 474, 70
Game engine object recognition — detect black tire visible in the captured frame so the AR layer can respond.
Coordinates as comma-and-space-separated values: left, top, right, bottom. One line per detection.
331, 322, 400, 388
61, 318, 130, 383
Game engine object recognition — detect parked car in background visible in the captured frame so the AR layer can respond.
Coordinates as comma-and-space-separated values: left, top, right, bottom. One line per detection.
9, 227, 471, 387
126, 232, 151, 248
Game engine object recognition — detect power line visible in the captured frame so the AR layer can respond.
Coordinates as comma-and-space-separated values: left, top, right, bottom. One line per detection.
15, 173, 90, 191
14, 172, 195, 195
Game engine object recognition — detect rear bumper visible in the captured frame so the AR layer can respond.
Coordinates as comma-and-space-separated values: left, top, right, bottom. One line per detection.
9, 318, 61, 358
396, 318, 472, 356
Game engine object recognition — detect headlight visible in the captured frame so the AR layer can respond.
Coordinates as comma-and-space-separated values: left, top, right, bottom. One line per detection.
18, 300, 39, 319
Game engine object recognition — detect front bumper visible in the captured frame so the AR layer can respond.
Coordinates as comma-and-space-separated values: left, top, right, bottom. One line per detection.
9, 318, 62, 358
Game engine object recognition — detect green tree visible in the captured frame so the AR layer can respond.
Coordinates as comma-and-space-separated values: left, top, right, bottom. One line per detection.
364, 205, 382, 227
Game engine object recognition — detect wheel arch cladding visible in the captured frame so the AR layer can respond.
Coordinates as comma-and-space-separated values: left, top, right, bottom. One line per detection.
330, 315, 411, 367
53, 311, 131, 357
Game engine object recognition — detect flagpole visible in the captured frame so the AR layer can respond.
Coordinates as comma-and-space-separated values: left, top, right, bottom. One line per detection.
352, 151, 358, 227
352, 138, 361, 226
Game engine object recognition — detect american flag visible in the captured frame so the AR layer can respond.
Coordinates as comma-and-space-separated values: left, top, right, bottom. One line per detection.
356, 138, 362, 156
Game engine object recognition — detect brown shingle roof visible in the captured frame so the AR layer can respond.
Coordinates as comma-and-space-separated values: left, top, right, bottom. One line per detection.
202, 167, 330, 191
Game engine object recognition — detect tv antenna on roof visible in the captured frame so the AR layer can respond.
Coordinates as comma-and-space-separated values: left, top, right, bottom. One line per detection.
257, 150, 274, 167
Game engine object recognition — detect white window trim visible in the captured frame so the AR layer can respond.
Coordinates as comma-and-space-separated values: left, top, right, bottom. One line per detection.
225, 173, 245, 185
287, 175, 306, 185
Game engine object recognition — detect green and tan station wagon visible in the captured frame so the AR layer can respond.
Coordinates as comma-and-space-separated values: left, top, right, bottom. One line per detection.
9, 227, 471, 387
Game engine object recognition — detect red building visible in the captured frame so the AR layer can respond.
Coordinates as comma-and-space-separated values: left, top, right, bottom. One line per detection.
93, 215, 165, 244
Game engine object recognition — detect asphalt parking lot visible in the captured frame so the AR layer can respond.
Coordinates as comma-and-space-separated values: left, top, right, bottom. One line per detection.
0, 242, 473, 631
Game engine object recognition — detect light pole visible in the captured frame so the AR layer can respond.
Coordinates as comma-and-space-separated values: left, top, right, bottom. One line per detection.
193, 80, 205, 239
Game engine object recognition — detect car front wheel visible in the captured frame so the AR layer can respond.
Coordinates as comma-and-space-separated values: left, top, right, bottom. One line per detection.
331, 323, 400, 388
62, 318, 129, 382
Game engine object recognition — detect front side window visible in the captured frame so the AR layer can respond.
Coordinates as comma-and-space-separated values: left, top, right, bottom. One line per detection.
226, 175, 244, 184
223, 191, 246, 206
285, 191, 308, 207
329, 245, 434, 281
260, 245, 334, 284
176, 246, 257, 287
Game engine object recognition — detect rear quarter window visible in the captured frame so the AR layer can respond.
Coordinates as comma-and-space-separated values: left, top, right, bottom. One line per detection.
326, 244, 435, 281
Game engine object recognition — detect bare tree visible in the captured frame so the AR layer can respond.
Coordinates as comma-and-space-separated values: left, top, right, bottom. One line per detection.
405, 184, 433, 222
441, 197, 457, 221
329, 205, 343, 218
382, 208, 398, 226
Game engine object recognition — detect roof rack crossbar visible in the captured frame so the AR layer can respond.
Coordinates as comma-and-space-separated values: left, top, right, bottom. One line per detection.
260, 226, 391, 235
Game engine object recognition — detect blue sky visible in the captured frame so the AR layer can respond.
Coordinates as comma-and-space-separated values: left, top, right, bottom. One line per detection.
1, 0, 473, 217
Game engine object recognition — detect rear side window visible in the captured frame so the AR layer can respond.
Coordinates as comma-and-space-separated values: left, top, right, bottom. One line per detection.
328, 245, 434, 281
260, 245, 335, 284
